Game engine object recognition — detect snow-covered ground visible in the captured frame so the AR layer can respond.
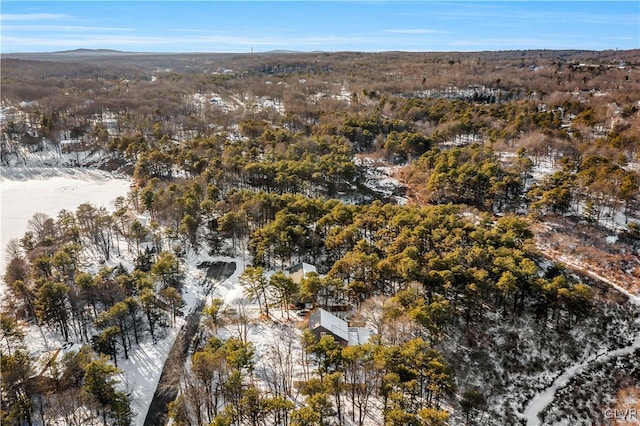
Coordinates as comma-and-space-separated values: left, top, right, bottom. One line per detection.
522, 260, 640, 426
120, 253, 241, 426
354, 155, 408, 204
189, 91, 284, 116
440, 133, 483, 148
524, 331, 640, 426
1, 163, 313, 425
0, 166, 130, 272
5, 221, 305, 426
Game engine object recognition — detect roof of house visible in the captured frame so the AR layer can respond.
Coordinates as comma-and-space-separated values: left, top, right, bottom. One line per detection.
309, 308, 350, 342
288, 262, 317, 276
288, 262, 318, 284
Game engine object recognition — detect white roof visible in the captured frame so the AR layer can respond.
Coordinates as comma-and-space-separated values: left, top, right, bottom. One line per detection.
310, 308, 349, 342
299, 262, 316, 274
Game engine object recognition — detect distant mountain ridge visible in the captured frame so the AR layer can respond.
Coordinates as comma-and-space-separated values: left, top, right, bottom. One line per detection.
52, 48, 127, 54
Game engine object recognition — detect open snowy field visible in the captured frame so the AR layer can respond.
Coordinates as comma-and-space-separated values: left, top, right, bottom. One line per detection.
0, 166, 130, 272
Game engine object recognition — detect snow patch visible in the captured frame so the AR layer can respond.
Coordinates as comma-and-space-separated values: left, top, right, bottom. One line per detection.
606, 235, 618, 244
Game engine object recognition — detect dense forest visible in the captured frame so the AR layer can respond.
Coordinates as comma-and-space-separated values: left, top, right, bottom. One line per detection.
1, 49, 639, 426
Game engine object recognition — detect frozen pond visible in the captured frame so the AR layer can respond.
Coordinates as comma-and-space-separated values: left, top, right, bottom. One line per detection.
1, 167, 131, 272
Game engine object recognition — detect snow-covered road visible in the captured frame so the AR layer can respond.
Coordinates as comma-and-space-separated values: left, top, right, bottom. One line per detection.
523, 263, 640, 425
524, 331, 640, 425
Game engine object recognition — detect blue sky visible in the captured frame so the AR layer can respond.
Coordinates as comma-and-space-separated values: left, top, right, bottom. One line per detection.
1, 1, 638, 53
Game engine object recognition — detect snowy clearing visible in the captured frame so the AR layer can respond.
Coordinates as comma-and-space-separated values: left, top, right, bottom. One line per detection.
0, 166, 131, 272
354, 155, 408, 204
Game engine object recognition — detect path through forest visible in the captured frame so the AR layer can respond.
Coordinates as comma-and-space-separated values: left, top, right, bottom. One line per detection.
523, 259, 640, 426
143, 261, 236, 426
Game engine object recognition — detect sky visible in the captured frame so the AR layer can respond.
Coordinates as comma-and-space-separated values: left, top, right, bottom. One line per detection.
1, 1, 638, 53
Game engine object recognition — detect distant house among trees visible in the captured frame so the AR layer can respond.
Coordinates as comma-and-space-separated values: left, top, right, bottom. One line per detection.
20, 133, 43, 152
59, 138, 87, 153
309, 308, 371, 346
287, 262, 317, 284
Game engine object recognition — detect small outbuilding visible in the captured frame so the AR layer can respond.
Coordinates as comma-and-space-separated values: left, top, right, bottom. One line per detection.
288, 262, 317, 284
